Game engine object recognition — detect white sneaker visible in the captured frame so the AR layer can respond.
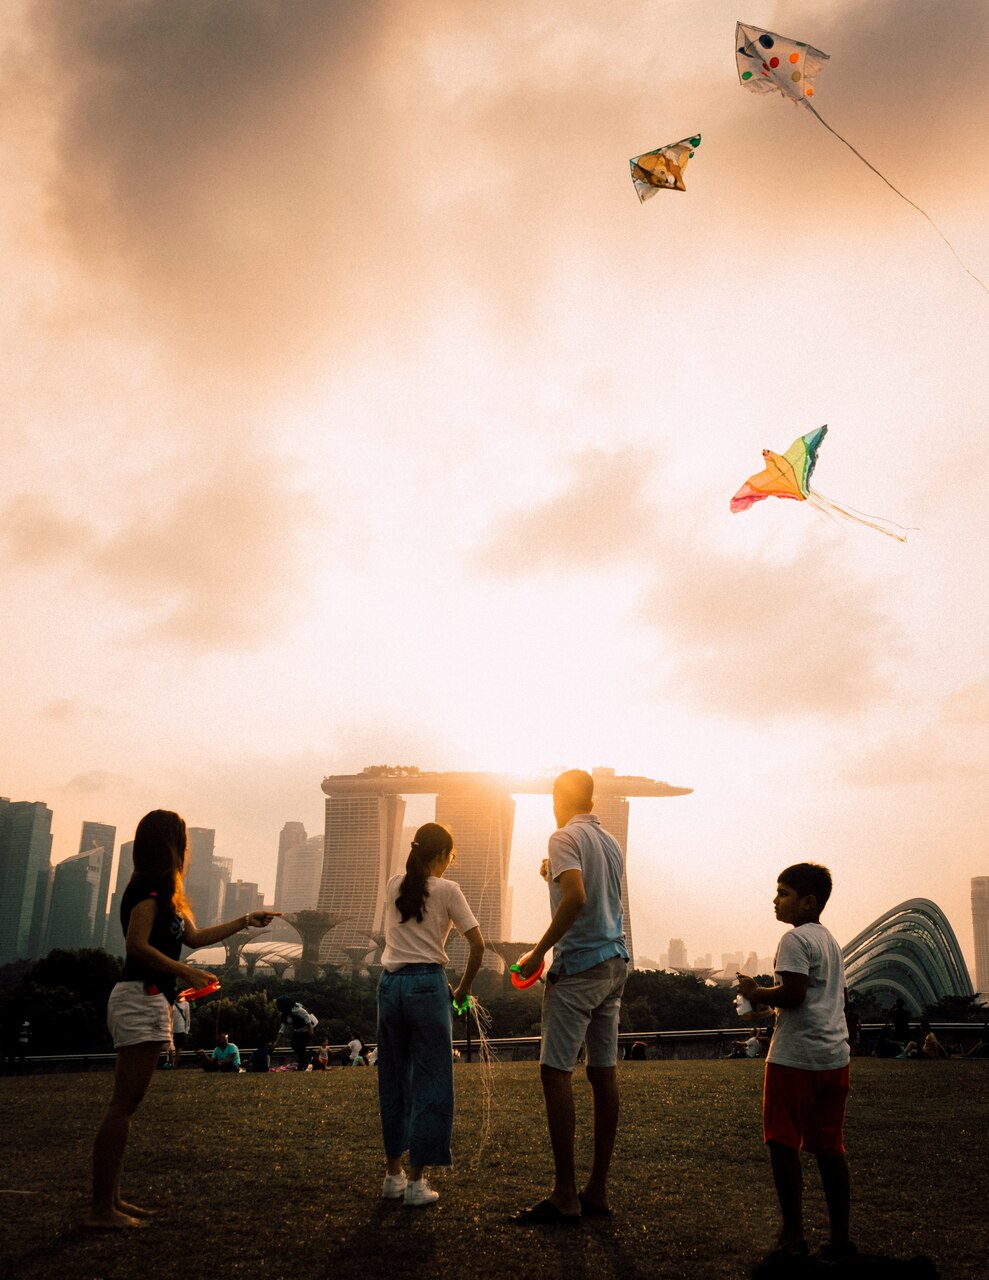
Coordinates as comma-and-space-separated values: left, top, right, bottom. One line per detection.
382, 1170, 408, 1199
404, 1176, 440, 1207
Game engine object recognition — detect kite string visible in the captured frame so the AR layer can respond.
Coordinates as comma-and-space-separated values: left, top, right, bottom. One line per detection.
461, 997, 495, 1167
804, 102, 989, 297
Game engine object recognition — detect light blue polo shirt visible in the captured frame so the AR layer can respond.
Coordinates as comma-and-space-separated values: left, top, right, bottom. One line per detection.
547, 813, 629, 977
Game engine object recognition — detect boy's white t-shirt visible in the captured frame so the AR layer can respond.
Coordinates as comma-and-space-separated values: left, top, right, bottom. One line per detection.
380, 873, 479, 971
766, 921, 849, 1071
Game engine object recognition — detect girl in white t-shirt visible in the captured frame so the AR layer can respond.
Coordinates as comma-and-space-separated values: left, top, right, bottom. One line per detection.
377, 822, 484, 1208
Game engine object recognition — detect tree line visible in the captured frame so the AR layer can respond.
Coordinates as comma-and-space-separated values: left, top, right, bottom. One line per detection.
2, 949, 983, 1057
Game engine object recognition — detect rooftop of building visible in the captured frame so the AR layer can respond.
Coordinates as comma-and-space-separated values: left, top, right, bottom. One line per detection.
321, 766, 692, 798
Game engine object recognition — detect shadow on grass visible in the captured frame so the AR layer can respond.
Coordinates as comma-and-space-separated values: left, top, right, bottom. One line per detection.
317, 1196, 652, 1280
0, 1224, 98, 1280
752, 1250, 940, 1279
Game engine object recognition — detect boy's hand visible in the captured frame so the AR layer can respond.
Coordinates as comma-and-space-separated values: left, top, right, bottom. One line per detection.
736, 973, 758, 1000
539, 858, 549, 881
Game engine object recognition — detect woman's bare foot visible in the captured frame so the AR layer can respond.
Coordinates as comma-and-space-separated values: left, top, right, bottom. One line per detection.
85, 1207, 148, 1229
115, 1199, 157, 1218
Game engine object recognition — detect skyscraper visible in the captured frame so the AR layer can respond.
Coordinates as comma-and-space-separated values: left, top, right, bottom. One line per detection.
972, 877, 989, 996
318, 791, 406, 955
668, 938, 688, 969
274, 822, 308, 910
212, 857, 233, 925
435, 781, 515, 970
591, 778, 635, 968
44, 847, 104, 952
185, 828, 229, 925
277, 835, 324, 914
79, 820, 116, 949
0, 798, 54, 964
105, 840, 134, 957
225, 880, 264, 917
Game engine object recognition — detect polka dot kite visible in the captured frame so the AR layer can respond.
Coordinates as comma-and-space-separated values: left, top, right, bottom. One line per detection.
735, 21, 827, 103
629, 134, 702, 201
734, 19, 989, 295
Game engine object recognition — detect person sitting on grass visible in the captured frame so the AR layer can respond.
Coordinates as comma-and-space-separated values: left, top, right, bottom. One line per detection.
874, 1023, 903, 1058
727, 1032, 763, 1059
898, 1020, 947, 1059
197, 1032, 241, 1072
87, 808, 279, 1229
737, 862, 856, 1267
248, 1041, 274, 1072
377, 822, 484, 1209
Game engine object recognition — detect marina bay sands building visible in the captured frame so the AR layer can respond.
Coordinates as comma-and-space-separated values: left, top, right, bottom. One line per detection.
317, 790, 407, 956
317, 767, 691, 968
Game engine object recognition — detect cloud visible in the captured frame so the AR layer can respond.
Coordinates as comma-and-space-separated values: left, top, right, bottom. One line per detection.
641, 539, 900, 719
39, 699, 84, 722
837, 736, 989, 788
57, 768, 134, 795
943, 677, 989, 727
94, 448, 319, 647
16, 0, 987, 393
470, 438, 900, 719
1, 446, 320, 649
474, 446, 659, 574
0, 494, 94, 564
21, 0, 418, 377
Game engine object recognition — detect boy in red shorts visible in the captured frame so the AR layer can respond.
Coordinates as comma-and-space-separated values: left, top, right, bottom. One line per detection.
737, 862, 855, 1265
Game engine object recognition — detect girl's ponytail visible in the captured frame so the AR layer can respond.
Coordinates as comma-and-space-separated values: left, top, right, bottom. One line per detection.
395, 822, 453, 923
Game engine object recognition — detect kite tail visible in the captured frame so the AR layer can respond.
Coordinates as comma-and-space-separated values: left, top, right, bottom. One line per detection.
805, 103, 989, 298
807, 488, 911, 542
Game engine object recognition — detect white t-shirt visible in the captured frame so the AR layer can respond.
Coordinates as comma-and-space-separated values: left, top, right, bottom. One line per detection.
380, 873, 479, 970
347, 1038, 363, 1062
744, 1035, 761, 1058
767, 922, 849, 1071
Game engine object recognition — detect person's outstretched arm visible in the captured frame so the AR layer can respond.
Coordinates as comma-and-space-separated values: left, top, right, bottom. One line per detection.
182, 909, 282, 950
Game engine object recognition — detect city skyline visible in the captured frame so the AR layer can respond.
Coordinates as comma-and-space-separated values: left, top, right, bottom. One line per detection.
2, 779, 983, 982
2, 3, 987, 983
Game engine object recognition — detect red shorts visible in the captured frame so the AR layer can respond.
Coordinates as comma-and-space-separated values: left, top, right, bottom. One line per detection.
763, 1061, 849, 1156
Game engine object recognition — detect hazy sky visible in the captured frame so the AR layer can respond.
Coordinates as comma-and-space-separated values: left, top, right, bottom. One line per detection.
2, 0, 986, 971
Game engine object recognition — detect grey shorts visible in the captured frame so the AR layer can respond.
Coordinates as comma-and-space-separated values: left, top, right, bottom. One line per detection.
540, 955, 628, 1071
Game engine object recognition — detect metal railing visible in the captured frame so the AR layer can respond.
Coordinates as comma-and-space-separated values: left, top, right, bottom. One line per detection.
4, 1023, 985, 1073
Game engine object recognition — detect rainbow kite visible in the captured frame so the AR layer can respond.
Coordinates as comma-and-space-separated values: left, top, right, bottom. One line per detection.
730, 425, 909, 541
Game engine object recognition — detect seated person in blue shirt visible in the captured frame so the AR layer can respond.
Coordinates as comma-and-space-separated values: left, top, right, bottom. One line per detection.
197, 1032, 241, 1072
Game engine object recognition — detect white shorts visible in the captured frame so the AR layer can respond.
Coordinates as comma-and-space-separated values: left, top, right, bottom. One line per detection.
107, 981, 174, 1051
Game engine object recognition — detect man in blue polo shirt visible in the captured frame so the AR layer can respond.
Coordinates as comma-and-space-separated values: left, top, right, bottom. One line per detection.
513, 769, 629, 1225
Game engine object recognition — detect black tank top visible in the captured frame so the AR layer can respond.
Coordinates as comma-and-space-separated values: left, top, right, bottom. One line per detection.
120, 877, 185, 1003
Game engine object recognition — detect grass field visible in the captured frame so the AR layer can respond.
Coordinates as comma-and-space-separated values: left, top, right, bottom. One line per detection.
1, 1059, 986, 1280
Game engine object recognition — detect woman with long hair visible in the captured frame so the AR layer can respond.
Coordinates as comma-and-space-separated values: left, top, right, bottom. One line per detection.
87, 809, 280, 1228
377, 822, 484, 1208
